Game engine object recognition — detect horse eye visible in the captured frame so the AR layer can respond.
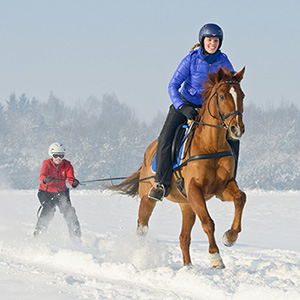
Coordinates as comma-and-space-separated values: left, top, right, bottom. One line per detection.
220, 95, 225, 101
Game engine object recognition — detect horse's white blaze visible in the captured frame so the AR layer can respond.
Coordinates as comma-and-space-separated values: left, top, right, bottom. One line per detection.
229, 86, 241, 134
230, 87, 238, 111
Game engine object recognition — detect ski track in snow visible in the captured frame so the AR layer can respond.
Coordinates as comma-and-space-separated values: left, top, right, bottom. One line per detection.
0, 189, 300, 299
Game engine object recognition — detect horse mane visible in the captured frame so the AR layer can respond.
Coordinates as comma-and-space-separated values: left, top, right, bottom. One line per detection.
197, 67, 236, 120
201, 67, 235, 101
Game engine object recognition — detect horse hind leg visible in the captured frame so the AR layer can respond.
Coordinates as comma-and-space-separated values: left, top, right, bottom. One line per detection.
137, 193, 157, 236
221, 182, 246, 247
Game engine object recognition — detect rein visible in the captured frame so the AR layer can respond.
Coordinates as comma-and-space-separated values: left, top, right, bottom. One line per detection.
80, 177, 127, 184
79, 175, 155, 185
45, 176, 136, 185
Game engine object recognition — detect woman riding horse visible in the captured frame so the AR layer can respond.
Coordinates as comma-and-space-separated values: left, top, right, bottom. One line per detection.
149, 23, 239, 201
107, 24, 246, 268
109, 66, 246, 268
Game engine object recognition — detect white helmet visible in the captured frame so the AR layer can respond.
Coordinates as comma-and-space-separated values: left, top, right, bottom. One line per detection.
48, 142, 66, 158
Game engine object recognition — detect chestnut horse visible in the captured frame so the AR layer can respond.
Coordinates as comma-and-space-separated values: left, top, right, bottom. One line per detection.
109, 67, 246, 268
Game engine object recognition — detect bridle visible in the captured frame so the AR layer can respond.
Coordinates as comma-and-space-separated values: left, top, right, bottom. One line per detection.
196, 80, 243, 130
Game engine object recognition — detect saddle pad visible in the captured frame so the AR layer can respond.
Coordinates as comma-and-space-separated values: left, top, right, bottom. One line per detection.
151, 125, 191, 173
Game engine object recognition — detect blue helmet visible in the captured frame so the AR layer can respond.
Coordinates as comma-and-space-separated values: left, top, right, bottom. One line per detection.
199, 23, 223, 50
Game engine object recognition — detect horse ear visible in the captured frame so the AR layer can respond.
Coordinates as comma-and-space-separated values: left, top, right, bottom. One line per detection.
216, 66, 225, 82
234, 67, 246, 82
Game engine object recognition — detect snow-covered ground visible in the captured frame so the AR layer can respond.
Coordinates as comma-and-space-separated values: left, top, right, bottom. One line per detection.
0, 188, 299, 299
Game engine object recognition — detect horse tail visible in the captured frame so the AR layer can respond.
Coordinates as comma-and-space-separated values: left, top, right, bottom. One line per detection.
106, 167, 142, 197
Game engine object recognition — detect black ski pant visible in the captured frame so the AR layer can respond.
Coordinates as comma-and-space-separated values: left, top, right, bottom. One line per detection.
34, 189, 81, 239
155, 105, 240, 186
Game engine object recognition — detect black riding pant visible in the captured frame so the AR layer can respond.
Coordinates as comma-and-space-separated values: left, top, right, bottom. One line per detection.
34, 189, 81, 238
155, 105, 240, 186
155, 105, 186, 186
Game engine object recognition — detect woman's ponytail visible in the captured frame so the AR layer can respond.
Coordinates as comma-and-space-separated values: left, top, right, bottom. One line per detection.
191, 43, 201, 51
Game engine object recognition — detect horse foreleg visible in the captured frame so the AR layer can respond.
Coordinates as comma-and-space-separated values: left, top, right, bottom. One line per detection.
221, 180, 246, 247
188, 179, 225, 268
137, 194, 157, 236
179, 203, 196, 266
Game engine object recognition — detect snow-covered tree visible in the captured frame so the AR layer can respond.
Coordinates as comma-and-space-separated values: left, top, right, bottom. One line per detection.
0, 94, 299, 191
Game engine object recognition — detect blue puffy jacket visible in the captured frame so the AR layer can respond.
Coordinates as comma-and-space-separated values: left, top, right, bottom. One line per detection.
168, 48, 234, 109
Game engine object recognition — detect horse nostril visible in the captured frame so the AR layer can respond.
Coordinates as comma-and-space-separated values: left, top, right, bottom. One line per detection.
230, 126, 237, 133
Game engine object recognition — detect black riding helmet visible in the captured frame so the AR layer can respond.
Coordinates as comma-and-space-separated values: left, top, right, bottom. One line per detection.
199, 23, 223, 51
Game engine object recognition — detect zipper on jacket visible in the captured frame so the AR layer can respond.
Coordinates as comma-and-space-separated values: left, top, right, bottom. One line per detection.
56, 164, 60, 192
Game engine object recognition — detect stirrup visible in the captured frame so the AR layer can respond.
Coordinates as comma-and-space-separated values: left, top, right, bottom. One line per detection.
148, 183, 165, 201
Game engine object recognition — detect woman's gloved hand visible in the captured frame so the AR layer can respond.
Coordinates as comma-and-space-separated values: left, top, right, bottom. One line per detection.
72, 179, 80, 188
43, 176, 54, 184
179, 105, 198, 120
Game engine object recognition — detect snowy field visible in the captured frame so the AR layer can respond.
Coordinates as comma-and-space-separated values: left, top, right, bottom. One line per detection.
0, 188, 300, 300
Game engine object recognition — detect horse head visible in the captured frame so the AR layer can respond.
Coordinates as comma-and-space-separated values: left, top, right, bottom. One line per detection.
201, 67, 246, 140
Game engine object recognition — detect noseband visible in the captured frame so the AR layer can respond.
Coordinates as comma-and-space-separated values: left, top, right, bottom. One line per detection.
197, 81, 242, 130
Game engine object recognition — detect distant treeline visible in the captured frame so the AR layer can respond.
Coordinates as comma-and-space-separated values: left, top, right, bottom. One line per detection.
0, 93, 299, 190
238, 102, 300, 190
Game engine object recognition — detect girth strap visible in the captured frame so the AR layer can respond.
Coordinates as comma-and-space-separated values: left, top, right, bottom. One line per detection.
174, 151, 234, 170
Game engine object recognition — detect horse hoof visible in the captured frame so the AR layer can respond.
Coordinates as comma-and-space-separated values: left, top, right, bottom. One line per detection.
210, 252, 225, 269
137, 225, 148, 236
183, 263, 193, 269
222, 230, 236, 247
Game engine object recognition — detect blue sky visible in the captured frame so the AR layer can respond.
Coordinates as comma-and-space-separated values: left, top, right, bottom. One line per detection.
0, 0, 299, 121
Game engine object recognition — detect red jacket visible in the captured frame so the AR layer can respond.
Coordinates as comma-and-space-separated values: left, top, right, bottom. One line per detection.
39, 159, 77, 193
